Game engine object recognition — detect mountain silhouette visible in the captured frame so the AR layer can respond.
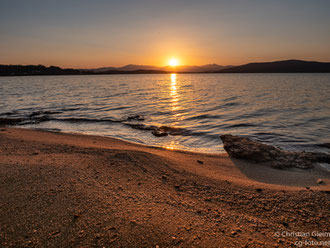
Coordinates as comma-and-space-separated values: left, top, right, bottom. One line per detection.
1, 60, 330, 76
0, 65, 82, 76
217, 60, 330, 73
89, 64, 231, 73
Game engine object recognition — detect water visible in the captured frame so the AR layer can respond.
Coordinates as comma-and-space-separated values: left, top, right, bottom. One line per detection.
1, 73, 330, 154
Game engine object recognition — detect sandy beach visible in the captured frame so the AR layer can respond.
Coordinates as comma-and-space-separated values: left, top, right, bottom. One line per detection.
0, 127, 329, 247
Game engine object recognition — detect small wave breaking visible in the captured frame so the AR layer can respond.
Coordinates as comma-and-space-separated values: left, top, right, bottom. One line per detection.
0, 110, 192, 138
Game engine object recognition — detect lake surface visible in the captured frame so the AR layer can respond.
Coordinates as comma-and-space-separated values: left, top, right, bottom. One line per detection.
1, 73, 330, 154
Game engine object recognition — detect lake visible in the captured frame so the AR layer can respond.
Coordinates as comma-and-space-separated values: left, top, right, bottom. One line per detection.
1, 73, 330, 154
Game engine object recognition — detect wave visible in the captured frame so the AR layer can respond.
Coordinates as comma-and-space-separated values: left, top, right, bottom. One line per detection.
0, 111, 18, 116
0, 110, 191, 137
28, 110, 62, 117
0, 109, 61, 125
225, 123, 257, 128
186, 114, 222, 121
123, 123, 191, 136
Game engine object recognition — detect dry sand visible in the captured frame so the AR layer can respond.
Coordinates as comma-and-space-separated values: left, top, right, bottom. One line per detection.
0, 127, 329, 247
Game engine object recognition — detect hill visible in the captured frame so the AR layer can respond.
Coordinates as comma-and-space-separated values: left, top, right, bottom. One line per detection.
88, 64, 231, 73
217, 60, 330, 73
2, 60, 330, 76
0, 65, 82, 76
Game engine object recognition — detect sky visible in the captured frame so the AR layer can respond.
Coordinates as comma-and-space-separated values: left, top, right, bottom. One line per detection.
1, 0, 330, 68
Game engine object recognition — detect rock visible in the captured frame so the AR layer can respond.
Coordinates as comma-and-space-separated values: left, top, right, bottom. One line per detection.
130, 220, 137, 225
220, 134, 330, 169
185, 226, 192, 231
317, 143, 330, 149
110, 234, 118, 240
317, 179, 325, 185
126, 115, 145, 121
152, 130, 168, 137
256, 188, 263, 193
77, 230, 85, 238
221, 134, 279, 162
0, 118, 24, 126
174, 185, 181, 191
50, 231, 61, 237
197, 160, 204, 164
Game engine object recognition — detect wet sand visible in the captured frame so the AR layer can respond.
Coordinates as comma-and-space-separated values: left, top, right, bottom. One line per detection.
0, 128, 329, 247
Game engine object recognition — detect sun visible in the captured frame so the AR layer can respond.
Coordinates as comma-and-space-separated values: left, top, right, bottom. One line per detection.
169, 58, 179, 67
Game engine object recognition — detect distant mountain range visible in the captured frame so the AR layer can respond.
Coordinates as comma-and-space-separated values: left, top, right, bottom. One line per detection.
85, 64, 231, 73
0, 65, 82, 76
1, 60, 330, 76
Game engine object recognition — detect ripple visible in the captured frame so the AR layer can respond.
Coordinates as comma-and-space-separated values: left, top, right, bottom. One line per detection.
1, 73, 329, 153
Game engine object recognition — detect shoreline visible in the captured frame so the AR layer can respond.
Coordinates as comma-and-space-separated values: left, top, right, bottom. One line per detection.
15, 126, 224, 156
1, 127, 329, 247
26, 127, 224, 155
3, 127, 330, 189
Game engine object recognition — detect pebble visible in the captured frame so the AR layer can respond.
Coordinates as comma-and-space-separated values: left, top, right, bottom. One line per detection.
77, 230, 85, 238
50, 230, 61, 236
73, 214, 80, 220
174, 185, 180, 191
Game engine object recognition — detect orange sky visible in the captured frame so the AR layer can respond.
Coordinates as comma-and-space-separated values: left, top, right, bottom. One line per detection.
1, 1, 330, 68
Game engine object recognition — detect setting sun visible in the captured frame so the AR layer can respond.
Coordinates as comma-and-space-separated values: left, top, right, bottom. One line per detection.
169, 58, 179, 67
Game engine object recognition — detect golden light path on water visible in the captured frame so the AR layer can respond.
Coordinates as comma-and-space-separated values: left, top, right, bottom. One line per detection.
170, 73, 183, 122
163, 73, 184, 150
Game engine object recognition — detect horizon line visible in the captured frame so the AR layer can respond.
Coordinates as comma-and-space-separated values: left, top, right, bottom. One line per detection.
2, 58, 330, 70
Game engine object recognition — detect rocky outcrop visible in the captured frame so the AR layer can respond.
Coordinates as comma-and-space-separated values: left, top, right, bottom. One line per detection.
0, 118, 24, 126
317, 143, 330, 149
220, 134, 330, 169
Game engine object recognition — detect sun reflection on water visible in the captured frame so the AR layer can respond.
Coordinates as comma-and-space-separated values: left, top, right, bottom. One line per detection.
169, 73, 183, 121
163, 140, 180, 150
170, 73, 177, 96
